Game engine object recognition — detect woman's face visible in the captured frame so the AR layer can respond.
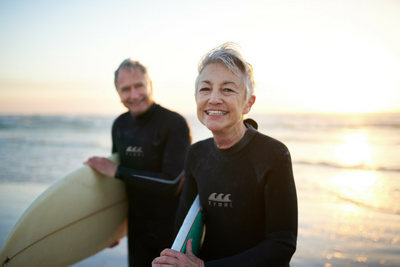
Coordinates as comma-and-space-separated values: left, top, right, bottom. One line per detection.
196, 63, 255, 135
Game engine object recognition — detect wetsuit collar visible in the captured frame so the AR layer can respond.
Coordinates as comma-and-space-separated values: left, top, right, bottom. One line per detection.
130, 103, 158, 122
213, 123, 257, 156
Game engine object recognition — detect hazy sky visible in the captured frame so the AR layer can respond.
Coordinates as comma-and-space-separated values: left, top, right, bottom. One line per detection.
1, 0, 399, 115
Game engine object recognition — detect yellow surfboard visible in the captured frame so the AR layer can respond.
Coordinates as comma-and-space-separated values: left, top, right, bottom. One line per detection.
0, 154, 127, 267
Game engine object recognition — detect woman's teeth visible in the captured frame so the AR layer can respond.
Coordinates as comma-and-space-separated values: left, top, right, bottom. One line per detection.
206, 111, 226, 115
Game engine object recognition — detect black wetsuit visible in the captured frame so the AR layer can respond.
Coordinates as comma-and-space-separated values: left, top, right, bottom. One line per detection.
176, 124, 297, 267
112, 103, 191, 266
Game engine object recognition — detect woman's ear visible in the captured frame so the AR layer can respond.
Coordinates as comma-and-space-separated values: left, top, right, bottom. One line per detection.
243, 95, 256, 115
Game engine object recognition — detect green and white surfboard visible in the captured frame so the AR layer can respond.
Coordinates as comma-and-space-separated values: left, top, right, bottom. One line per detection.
171, 195, 205, 256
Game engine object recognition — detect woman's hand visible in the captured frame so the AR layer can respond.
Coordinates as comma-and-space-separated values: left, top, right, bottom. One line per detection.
84, 157, 118, 178
152, 239, 204, 267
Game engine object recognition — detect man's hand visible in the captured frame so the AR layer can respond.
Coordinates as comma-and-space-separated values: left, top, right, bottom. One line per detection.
152, 239, 204, 267
84, 157, 118, 178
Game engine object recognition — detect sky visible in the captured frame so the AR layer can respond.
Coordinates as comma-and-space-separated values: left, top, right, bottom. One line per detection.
0, 0, 399, 115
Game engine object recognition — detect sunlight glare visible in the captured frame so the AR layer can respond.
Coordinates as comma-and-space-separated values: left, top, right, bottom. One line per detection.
250, 32, 400, 113
341, 204, 357, 213
335, 133, 372, 167
328, 171, 380, 211
330, 171, 378, 192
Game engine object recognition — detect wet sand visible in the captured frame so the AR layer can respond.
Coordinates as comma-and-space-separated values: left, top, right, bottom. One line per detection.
293, 164, 400, 267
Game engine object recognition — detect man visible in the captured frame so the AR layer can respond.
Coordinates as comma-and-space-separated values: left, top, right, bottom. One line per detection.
85, 59, 191, 266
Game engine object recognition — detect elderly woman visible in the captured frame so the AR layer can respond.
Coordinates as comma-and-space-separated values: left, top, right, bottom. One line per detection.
152, 43, 298, 267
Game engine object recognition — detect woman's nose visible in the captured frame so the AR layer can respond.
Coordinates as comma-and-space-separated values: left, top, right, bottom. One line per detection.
208, 89, 222, 104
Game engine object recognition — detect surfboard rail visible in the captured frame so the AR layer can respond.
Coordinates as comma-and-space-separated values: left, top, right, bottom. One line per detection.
171, 195, 205, 256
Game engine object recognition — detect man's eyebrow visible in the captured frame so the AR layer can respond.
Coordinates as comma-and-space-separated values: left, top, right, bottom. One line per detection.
134, 82, 144, 88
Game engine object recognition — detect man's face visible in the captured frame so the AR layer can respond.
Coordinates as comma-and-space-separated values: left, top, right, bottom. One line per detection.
116, 67, 153, 116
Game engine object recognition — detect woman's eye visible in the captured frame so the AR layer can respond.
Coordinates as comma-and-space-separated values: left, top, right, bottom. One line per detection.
199, 87, 210, 92
223, 88, 234, 92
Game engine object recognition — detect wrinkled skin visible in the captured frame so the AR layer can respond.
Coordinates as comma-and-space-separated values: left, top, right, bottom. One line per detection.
152, 239, 205, 267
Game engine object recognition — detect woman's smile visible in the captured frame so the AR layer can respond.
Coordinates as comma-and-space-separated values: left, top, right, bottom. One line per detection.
205, 110, 228, 116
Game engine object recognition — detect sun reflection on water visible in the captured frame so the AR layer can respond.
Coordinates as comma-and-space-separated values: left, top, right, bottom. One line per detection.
335, 133, 372, 167
328, 171, 381, 211
330, 171, 378, 192
329, 132, 391, 211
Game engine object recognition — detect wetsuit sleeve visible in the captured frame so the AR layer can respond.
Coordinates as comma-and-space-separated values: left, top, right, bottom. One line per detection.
205, 144, 298, 267
114, 117, 191, 198
174, 148, 199, 234
111, 134, 117, 154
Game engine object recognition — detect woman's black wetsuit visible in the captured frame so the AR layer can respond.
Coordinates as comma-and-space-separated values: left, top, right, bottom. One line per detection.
176, 124, 297, 267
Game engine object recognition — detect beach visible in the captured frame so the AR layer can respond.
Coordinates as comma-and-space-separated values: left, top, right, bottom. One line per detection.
1, 113, 399, 266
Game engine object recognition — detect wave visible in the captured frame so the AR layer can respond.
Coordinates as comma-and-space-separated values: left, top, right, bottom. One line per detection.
294, 160, 400, 173
334, 193, 400, 215
0, 115, 114, 129
251, 113, 400, 130
0, 136, 109, 149
276, 122, 400, 130
308, 177, 400, 215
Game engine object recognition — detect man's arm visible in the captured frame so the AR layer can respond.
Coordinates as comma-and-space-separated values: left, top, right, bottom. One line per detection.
90, 116, 190, 198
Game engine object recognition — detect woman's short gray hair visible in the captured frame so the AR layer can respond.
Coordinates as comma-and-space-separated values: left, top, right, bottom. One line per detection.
114, 59, 152, 90
195, 42, 255, 101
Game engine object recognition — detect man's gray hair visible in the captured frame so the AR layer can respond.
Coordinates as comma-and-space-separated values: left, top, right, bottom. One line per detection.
114, 59, 152, 90
195, 42, 255, 100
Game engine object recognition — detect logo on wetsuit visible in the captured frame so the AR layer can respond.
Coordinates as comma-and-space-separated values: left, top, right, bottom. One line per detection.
126, 146, 144, 157
208, 193, 233, 208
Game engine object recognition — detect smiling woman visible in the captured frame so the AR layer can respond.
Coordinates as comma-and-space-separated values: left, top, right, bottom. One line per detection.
152, 43, 297, 267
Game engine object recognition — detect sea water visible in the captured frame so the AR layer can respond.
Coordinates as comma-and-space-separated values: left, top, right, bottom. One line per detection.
0, 113, 399, 266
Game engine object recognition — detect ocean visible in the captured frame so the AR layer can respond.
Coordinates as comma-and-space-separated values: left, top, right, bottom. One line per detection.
0, 113, 399, 266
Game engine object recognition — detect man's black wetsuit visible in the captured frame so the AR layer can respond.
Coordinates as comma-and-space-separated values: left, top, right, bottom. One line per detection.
112, 103, 191, 266
176, 124, 297, 267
